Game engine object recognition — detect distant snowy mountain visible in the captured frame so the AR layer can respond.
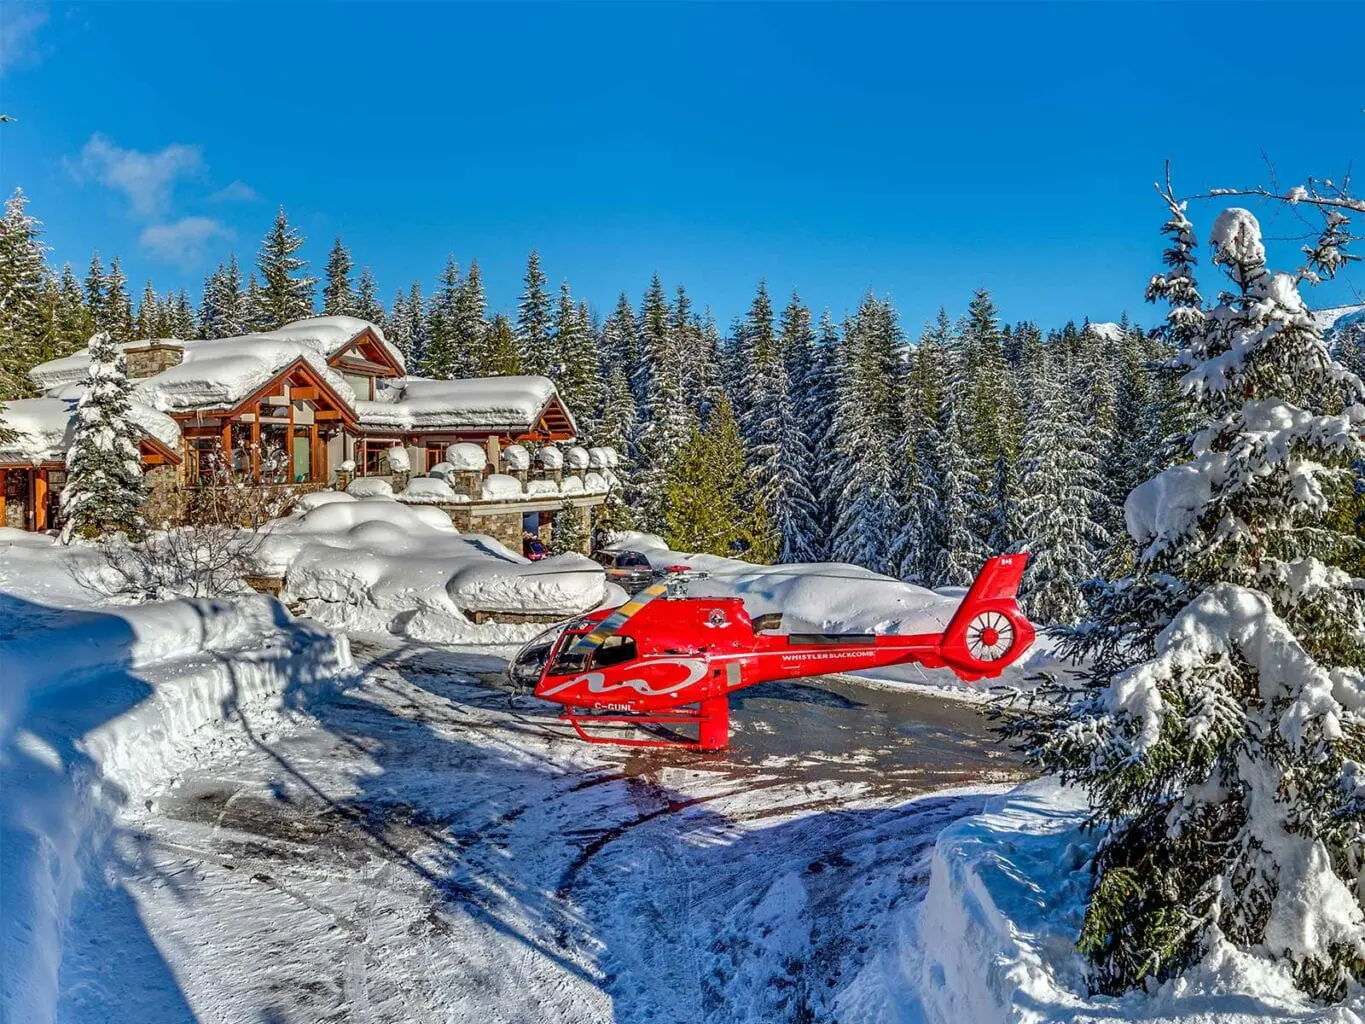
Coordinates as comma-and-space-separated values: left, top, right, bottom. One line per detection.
1083, 321, 1125, 342
1313, 302, 1365, 337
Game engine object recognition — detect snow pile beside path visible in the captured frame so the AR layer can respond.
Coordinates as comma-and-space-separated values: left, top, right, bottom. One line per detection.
902, 780, 1362, 1024
260, 494, 606, 643
0, 532, 353, 1024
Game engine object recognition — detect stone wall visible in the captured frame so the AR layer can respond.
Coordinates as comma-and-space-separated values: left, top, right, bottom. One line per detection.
125, 342, 184, 379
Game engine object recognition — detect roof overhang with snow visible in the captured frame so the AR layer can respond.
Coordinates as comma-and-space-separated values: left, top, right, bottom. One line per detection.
354, 375, 578, 440
0, 396, 184, 467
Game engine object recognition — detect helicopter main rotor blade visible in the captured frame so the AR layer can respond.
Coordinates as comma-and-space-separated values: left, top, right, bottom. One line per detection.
563, 579, 670, 657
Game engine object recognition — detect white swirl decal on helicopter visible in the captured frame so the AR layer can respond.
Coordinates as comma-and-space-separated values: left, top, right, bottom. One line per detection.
539, 658, 708, 699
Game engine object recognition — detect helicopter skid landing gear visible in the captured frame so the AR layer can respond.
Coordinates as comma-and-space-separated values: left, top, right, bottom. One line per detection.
564, 696, 730, 751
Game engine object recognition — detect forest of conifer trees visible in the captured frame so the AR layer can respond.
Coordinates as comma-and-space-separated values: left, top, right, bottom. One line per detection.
3, 187, 1362, 624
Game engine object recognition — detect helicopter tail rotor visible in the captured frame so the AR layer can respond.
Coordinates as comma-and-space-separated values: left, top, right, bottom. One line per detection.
937, 554, 1034, 680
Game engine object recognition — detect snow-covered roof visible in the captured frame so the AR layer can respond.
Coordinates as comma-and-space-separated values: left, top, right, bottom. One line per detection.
356, 375, 569, 433
27, 317, 400, 396
132, 336, 357, 414
254, 316, 405, 372
0, 395, 182, 465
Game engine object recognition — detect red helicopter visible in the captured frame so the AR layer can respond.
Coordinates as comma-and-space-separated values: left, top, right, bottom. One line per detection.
512, 553, 1035, 750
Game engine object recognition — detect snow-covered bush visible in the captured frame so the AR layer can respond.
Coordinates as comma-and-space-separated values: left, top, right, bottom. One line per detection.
999, 200, 1365, 1001
345, 476, 393, 498
59, 332, 146, 541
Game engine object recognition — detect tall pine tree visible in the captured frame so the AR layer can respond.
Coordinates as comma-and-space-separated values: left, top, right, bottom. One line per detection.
253, 207, 315, 329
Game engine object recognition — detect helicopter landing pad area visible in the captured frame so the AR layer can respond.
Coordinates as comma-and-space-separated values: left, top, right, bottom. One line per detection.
54, 636, 1030, 1024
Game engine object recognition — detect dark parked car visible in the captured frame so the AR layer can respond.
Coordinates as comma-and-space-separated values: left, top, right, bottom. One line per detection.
592, 549, 656, 594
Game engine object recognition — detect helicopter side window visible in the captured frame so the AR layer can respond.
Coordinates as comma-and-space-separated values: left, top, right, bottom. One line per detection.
549, 642, 591, 676
593, 635, 638, 668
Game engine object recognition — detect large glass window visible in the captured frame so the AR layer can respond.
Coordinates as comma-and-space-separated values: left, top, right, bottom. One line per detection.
343, 373, 373, 400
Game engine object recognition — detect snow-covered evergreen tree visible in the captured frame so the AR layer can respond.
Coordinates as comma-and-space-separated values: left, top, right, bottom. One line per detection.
102, 257, 134, 342
1015, 347, 1110, 623
322, 236, 356, 316
55, 264, 94, 354
517, 250, 553, 376
595, 364, 638, 459
924, 393, 990, 586
633, 282, 693, 531
602, 293, 640, 380
736, 283, 820, 562
354, 266, 387, 330
133, 281, 161, 339
422, 256, 462, 379
827, 294, 903, 574
482, 313, 521, 376
1002, 203, 1365, 1001
453, 259, 487, 374
84, 252, 106, 330
892, 314, 950, 582
253, 207, 315, 329
553, 281, 599, 414
0, 188, 48, 398
635, 274, 670, 415
169, 290, 195, 339
217, 254, 248, 337
60, 331, 146, 541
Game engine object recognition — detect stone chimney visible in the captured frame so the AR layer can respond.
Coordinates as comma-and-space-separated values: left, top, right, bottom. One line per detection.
124, 340, 184, 379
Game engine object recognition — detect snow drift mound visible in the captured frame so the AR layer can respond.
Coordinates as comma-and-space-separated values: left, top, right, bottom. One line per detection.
899, 780, 1363, 1024
0, 532, 354, 1024
260, 493, 607, 642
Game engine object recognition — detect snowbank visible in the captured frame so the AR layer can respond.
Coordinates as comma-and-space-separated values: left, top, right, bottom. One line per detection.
0, 532, 353, 1024
896, 780, 1363, 1024
258, 494, 607, 642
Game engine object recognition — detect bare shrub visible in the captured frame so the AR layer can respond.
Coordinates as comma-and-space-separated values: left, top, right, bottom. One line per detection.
72, 468, 311, 601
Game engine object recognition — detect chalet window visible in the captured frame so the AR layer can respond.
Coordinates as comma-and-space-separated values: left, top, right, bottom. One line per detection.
342, 372, 374, 401
360, 439, 402, 475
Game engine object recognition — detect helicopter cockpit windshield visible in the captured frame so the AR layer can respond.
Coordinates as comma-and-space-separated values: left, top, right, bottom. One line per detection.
510, 624, 568, 688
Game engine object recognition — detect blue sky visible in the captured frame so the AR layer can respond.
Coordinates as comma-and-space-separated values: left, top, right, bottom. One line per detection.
2, 1, 1361, 334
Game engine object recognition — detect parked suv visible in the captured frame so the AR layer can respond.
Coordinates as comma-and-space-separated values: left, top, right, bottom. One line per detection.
592, 549, 655, 594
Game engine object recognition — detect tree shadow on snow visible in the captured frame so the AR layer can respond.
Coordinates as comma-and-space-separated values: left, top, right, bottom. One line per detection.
217, 639, 1012, 1023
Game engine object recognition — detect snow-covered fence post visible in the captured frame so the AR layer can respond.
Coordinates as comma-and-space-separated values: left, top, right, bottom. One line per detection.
385, 444, 410, 491
445, 442, 486, 500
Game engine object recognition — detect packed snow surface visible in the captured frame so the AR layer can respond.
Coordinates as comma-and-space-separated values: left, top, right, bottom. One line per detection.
0, 530, 352, 1024
258, 493, 607, 641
